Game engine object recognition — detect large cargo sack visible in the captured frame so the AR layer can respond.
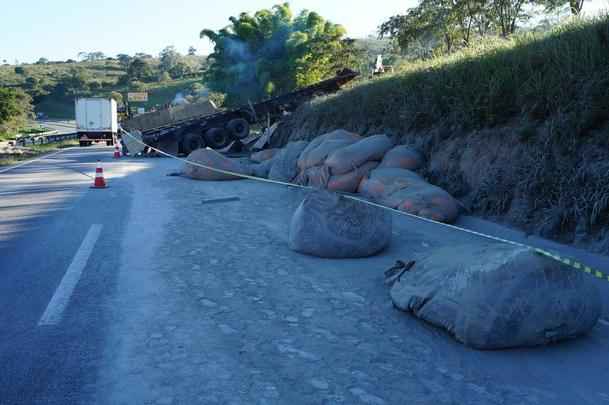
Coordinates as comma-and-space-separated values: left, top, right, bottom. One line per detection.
327, 161, 379, 193
390, 243, 601, 349
296, 165, 331, 188
183, 148, 251, 181
297, 139, 357, 171
268, 141, 308, 183
378, 145, 424, 170
392, 183, 459, 223
358, 168, 426, 201
250, 158, 275, 178
325, 134, 393, 175
251, 148, 279, 163
289, 190, 392, 258
297, 129, 361, 171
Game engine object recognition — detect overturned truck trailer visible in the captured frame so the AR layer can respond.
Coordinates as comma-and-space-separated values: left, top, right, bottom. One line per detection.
121, 69, 359, 155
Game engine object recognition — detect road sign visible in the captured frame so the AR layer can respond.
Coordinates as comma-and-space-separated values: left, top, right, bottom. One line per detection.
127, 92, 148, 102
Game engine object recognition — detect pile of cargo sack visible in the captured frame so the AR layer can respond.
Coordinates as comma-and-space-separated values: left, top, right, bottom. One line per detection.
183, 129, 459, 224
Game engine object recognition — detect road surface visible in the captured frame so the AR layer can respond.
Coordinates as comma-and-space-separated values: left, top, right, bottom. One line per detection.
1, 147, 608, 405
38, 120, 77, 135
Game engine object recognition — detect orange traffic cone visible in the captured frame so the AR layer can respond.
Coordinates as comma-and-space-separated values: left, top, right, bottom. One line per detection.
113, 137, 121, 159
91, 161, 107, 189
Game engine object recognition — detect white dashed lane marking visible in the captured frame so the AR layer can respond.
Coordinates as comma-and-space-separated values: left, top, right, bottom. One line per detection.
38, 224, 103, 326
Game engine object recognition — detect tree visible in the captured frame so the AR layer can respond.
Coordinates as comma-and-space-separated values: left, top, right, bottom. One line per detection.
158, 71, 171, 82
14, 66, 25, 75
200, 3, 352, 104
126, 57, 154, 81
88, 51, 106, 61
35, 57, 49, 64
492, 0, 531, 37
188, 46, 197, 56
380, 0, 538, 54
116, 53, 132, 67
61, 68, 90, 95
0, 88, 33, 136
541, 0, 584, 15
159, 45, 182, 72
168, 61, 191, 79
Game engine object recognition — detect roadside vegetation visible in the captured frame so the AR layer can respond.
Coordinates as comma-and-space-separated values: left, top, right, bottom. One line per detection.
287, 16, 609, 135
0, 46, 209, 121
0, 87, 33, 140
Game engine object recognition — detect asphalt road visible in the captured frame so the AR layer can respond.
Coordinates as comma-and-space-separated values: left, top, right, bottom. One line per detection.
38, 120, 76, 135
0, 147, 139, 404
1, 147, 609, 404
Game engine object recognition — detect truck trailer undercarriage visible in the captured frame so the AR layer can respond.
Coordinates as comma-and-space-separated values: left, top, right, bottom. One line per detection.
120, 69, 359, 155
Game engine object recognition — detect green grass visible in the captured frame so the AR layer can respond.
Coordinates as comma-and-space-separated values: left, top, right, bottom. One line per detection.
286, 15, 609, 139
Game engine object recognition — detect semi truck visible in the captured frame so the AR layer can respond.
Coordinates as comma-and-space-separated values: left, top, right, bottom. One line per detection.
121, 69, 359, 155
75, 98, 118, 147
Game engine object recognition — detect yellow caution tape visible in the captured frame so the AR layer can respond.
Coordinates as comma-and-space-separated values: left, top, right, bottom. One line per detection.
121, 130, 609, 284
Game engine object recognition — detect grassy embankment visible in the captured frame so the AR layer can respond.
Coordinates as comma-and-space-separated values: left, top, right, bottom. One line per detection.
282, 16, 609, 249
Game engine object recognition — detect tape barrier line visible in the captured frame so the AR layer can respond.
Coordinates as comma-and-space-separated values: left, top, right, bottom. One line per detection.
121, 130, 609, 283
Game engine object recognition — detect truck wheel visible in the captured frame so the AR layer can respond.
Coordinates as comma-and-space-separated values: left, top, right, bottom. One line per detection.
182, 133, 202, 155
106, 140, 114, 146
204, 128, 230, 149
79, 141, 87, 147
226, 118, 250, 140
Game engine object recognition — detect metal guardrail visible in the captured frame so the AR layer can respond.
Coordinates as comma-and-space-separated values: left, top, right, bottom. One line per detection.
15, 132, 78, 147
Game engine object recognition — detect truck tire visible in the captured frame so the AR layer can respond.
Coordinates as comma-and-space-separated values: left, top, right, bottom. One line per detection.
226, 118, 250, 140
79, 141, 88, 147
182, 133, 202, 155
204, 128, 230, 150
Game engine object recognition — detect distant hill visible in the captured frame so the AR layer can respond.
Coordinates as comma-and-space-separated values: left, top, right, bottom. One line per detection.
0, 56, 206, 118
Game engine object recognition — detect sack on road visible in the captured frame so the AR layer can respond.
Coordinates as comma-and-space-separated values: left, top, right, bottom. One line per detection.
183, 148, 251, 181
289, 190, 392, 258
298, 139, 357, 171
268, 141, 308, 183
250, 158, 275, 178
296, 165, 331, 188
390, 244, 601, 349
325, 134, 393, 175
298, 130, 361, 170
251, 148, 279, 163
393, 183, 460, 223
358, 168, 426, 201
327, 161, 379, 193
378, 145, 424, 170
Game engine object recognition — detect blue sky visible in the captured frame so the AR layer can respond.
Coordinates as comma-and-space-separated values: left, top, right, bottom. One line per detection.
0, 0, 413, 63
2, 0, 607, 64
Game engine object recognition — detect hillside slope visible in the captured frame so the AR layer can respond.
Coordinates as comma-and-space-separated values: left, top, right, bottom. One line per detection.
0, 59, 204, 118
279, 17, 609, 252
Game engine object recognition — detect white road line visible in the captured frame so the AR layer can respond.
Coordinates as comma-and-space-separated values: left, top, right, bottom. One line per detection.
0, 147, 75, 174
38, 224, 103, 326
